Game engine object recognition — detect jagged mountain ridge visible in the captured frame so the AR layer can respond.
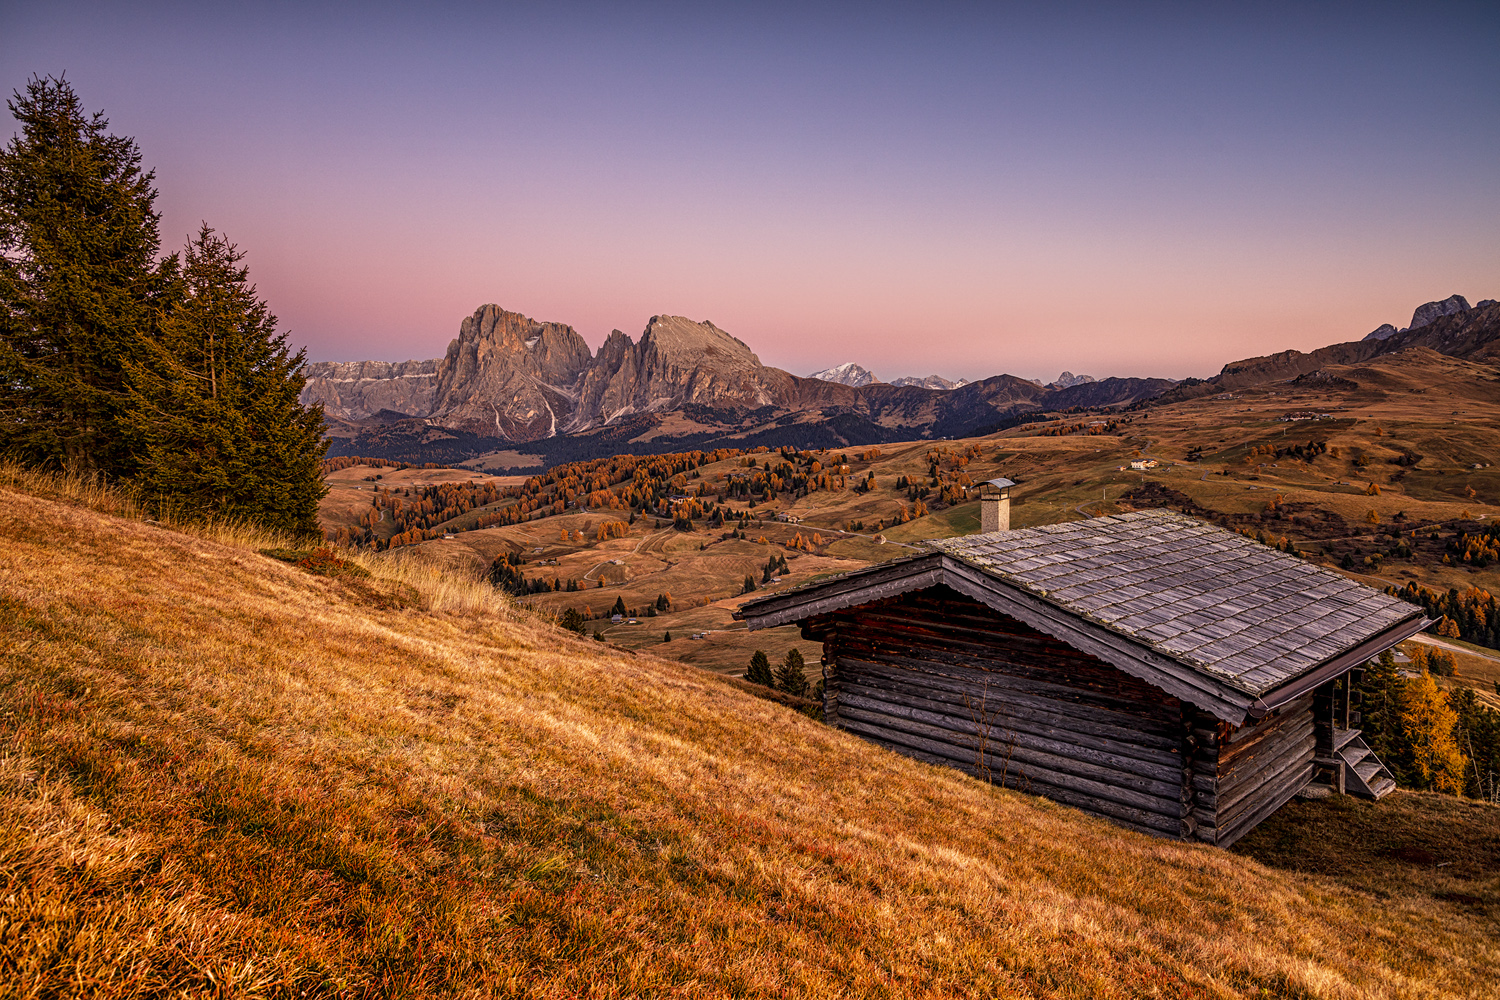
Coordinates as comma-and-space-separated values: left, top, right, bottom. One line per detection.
810, 362, 882, 387
300, 359, 439, 420
889, 374, 970, 390
302, 304, 1174, 464
1048, 371, 1097, 389
1147, 300, 1500, 406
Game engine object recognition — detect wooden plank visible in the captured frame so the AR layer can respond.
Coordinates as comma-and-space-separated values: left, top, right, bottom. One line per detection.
740, 556, 944, 629
846, 680, 1182, 779
833, 638, 1187, 731
837, 655, 1184, 744
1214, 762, 1315, 848
835, 666, 1186, 763
1219, 711, 1316, 783
1220, 696, 1315, 754
1216, 731, 1316, 825
841, 722, 1186, 837
840, 692, 1188, 791
836, 707, 1188, 816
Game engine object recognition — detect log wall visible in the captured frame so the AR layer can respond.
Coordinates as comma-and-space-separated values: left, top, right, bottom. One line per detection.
1187, 695, 1316, 847
810, 587, 1198, 839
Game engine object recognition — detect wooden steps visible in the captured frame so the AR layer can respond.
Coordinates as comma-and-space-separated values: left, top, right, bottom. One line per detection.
1330, 730, 1397, 800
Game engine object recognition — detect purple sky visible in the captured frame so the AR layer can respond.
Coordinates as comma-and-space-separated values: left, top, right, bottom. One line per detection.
5, 2, 1498, 382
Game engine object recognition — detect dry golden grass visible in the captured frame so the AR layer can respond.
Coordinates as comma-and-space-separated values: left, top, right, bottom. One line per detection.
7, 475, 1500, 997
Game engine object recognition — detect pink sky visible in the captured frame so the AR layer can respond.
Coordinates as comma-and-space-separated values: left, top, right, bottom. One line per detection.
5, 3, 1497, 383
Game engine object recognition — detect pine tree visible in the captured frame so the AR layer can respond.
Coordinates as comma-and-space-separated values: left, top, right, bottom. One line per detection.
1448, 686, 1500, 801
774, 648, 809, 697
610, 595, 628, 617
745, 650, 774, 687
1356, 650, 1409, 781
0, 76, 176, 472
123, 225, 326, 534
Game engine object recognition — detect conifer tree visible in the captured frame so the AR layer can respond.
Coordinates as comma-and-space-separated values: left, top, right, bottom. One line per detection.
1356, 650, 1408, 779
775, 648, 809, 697
124, 225, 326, 534
1449, 686, 1500, 802
0, 75, 176, 472
745, 650, 773, 687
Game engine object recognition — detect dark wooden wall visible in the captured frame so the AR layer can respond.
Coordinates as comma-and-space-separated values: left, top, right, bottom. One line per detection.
807, 586, 1317, 845
808, 586, 1197, 839
1187, 696, 1316, 847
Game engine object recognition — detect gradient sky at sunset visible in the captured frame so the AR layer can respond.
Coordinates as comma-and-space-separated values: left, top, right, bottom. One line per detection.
4, 2, 1498, 383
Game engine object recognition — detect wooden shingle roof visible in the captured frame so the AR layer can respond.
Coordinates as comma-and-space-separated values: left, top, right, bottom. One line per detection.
738, 510, 1429, 723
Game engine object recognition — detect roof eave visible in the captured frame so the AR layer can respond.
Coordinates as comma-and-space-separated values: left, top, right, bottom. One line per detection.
1247, 613, 1433, 719
739, 552, 1259, 724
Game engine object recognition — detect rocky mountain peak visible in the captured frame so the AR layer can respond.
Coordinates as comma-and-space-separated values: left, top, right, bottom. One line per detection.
1049, 371, 1097, 389
1362, 323, 1400, 342
1408, 294, 1470, 331
889, 374, 968, 390
810, 362, 881, 387
423, 305, 593, 439
639, 315, 762, 368
300, 358, 440, 421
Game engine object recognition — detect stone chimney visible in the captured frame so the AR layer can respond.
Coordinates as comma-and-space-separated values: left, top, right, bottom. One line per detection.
978, 478, 1015, 533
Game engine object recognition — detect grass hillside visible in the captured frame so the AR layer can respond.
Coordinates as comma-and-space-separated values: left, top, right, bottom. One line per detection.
4, 473, 1499, 998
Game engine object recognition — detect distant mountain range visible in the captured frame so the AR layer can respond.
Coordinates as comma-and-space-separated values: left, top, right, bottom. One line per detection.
806, 363, 973, 390
1149, 295, 1500, 406
302, 307, 1174, 466
806, 363, 1089, 391
302, 293, 1499, 468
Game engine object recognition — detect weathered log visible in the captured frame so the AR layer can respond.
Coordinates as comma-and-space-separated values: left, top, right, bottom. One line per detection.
836, 655, 1184, 745
1216, 731, 1315, 825
843, 723, 1186, 837
1214, 761, 1315, 848
835, 669, 1185, 766
837, 708, 1188, 816
836, 687, 1186, 789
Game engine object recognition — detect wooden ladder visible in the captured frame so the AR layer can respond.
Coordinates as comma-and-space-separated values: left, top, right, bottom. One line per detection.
1318, 728, 1396, 799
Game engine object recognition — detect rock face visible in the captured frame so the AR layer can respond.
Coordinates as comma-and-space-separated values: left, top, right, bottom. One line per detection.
1408, 295, 1470, 331
300, 359, 440, 420
810, 362, 881, 387
889, 375, 968, 390
1362, 324, 1400, 342
310, 303, 1178, 458
425, 305, 594, 438
571, 315, 806, 429
1049, 371, 1097, 388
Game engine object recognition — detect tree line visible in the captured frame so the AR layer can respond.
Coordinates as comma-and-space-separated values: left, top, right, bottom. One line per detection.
0, 76, 326, 533
1356, 651, 1500, 802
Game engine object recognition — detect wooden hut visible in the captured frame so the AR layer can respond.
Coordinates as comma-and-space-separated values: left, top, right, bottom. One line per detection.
736, 510, 1428, 846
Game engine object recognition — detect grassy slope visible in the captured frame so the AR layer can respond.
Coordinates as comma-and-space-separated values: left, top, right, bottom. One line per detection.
8, 482, 1499, 997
